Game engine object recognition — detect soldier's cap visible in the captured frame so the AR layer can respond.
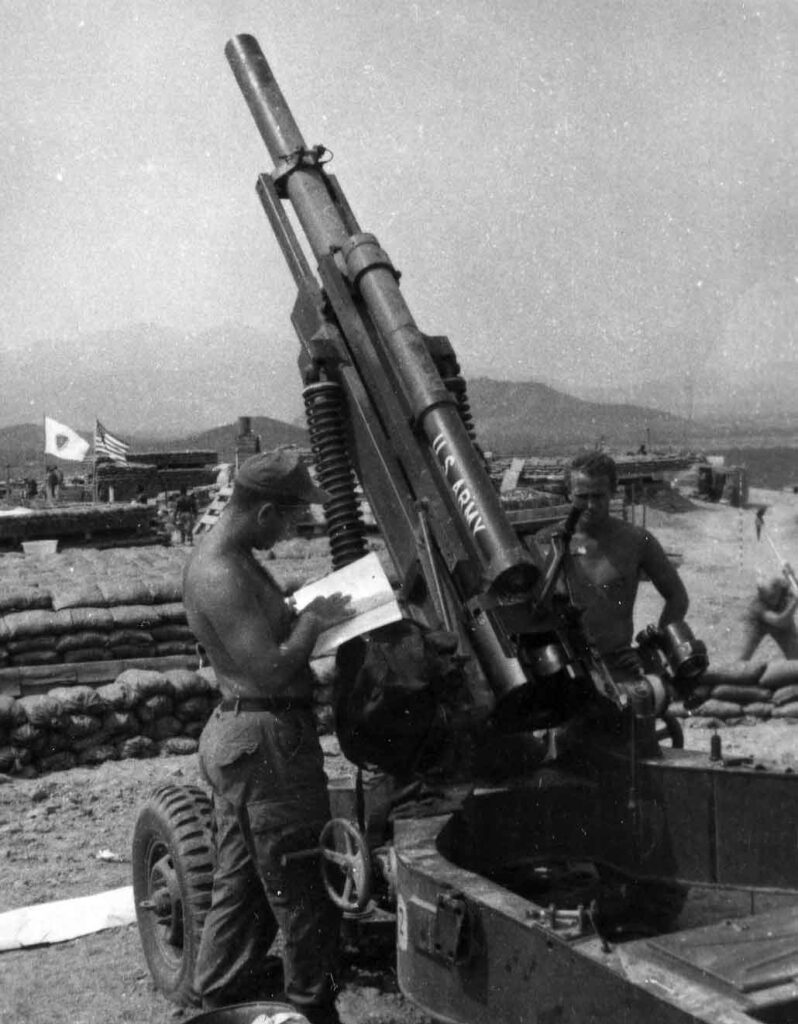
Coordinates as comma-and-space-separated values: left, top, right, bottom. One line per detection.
234, 450, 329, 505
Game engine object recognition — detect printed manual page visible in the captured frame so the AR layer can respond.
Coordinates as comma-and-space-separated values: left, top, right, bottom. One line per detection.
290, 551, 403, 657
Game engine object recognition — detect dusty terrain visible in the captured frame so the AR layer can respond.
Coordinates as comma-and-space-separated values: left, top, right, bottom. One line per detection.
2, 485, 798, 1024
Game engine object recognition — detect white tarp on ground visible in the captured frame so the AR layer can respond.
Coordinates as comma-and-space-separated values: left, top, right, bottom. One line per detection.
0, 885, 135, 951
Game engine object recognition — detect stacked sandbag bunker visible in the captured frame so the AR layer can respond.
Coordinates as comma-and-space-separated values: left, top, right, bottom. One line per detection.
0, 547, 197, 671
673, 659, 798, 725
0, 668, 220, 775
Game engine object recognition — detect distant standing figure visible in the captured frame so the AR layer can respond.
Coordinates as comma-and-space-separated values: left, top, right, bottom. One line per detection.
755, 506, 767, 541
174, 487, 199, 545
45, 465, 60, 503
737, 575, 798, 660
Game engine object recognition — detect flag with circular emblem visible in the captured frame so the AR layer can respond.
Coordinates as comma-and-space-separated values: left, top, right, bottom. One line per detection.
44, 417, 90, 462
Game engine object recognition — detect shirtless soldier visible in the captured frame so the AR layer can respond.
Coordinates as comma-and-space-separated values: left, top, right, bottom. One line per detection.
183, 449, 352, 1022
540, 450, 689, 679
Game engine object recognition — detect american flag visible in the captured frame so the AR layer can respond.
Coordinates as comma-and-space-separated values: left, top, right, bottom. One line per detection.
94, 419, 130, 465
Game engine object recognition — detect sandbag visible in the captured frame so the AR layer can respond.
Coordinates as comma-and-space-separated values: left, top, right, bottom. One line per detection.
155, 642, 196, 656
110, 645, 157, 661
182, 720, 206, 739
0, 695, 24, 729
151, 624, 195, 642
62, 648, 110, 663
36, 732, 71, 755
18, 694, 68, 730
115, 668, 172, 701
10, 745, 32, 766
772, 701, 798, 719
67, 607, 114, 631
39, 751, 78, 772
10, 722, 43, 747
55, 632, 109, 653
7, 636, 57, 654
0, 745, 17, 771
760, 661, 798, 690
110, 605, 161, 629
173, 696, 212, 723
742, 701, 772, 718
0, 585, 52, 612
108, 629, 154, 647
96, 680, 135, 711
159, 736, 198, 756
162, 668, 212, 698
157, 603, 189, 624
691, 698, 743, 719
102, 709, 139, 736
77, 743, 118, 766
144, 577, 183, 603
11, 650, 60, 666
97, 579, 154, 606
49, 582, 105, 611
0, 609, 73, 639
143, 715, 183, 741
701, 662, 767, 687
710, 684, 770, 705
0, 647, 8, 664
67, 714, 104, 739
72, 728, 111, 752
47, 685, 108, 716
772, 684, 798, 707
137, 694, 174, 722
117, 735, 158, 759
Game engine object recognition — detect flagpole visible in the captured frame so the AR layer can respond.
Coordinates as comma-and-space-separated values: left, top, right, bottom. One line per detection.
92, 417, 98, 505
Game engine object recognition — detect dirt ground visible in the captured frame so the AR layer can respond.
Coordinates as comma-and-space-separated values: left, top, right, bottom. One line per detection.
3, 486, 798, 1024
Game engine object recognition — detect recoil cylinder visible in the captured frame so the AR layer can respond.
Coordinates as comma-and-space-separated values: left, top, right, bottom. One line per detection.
303, 380, 368, 569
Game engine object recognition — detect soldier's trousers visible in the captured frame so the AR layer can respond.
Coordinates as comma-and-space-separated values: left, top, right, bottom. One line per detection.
194, 705, 340, 1016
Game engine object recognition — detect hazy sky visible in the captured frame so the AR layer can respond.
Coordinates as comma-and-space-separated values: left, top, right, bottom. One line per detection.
3, 0, 797, 422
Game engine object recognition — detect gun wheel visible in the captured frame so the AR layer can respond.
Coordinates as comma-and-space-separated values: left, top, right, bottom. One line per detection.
132, 784, 214, 1006
320, 818, 372, 913
656, 712, 684, 749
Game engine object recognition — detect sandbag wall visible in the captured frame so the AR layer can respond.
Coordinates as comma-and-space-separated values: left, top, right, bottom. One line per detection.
0, 668, 215, 775
0, 662, 337, 778
672, 660, 798, 724
0, 548, 196, 668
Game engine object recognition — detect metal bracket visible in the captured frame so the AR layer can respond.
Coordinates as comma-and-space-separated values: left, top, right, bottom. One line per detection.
431, 892, 471, 967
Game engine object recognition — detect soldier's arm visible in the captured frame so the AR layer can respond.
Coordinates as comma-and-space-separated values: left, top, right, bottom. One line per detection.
639, 530, 689, 627
761, 595, 798, 631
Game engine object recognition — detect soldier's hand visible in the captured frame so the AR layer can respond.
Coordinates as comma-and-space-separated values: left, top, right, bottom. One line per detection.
303, 592, 355, 631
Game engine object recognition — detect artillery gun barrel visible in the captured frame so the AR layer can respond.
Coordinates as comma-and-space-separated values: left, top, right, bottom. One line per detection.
225, 33, 540, 597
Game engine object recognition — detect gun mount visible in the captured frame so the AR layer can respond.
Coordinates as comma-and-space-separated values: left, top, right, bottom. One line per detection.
131, 35, 798, 1024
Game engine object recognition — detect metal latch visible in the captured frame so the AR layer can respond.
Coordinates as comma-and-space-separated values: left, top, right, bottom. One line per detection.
431, 892, 470, 966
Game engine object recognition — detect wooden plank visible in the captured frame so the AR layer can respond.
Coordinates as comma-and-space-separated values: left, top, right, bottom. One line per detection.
0, 654, 199, 695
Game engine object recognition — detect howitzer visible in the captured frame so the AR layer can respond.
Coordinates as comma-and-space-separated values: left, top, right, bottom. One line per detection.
130, 36, 798, 1024
224, 34, 626, 745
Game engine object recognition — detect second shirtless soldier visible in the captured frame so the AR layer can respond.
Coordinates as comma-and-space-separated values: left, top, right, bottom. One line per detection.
538, 450, 689, 680
183, 449, 352, 1023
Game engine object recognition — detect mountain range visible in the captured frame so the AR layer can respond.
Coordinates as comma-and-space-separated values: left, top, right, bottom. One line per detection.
0, 378, 697, 477
3, 321, 796, 476
5, 321, 797, 439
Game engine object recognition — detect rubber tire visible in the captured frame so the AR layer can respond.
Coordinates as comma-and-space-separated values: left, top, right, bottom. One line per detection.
132, 783, 214, 1006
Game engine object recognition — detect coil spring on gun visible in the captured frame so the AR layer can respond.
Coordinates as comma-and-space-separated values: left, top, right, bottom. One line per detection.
442, 373, 476, 442
303, 380, 368, 570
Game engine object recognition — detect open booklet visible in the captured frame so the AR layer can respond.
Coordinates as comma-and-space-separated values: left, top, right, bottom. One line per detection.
290, 551, 404, 658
